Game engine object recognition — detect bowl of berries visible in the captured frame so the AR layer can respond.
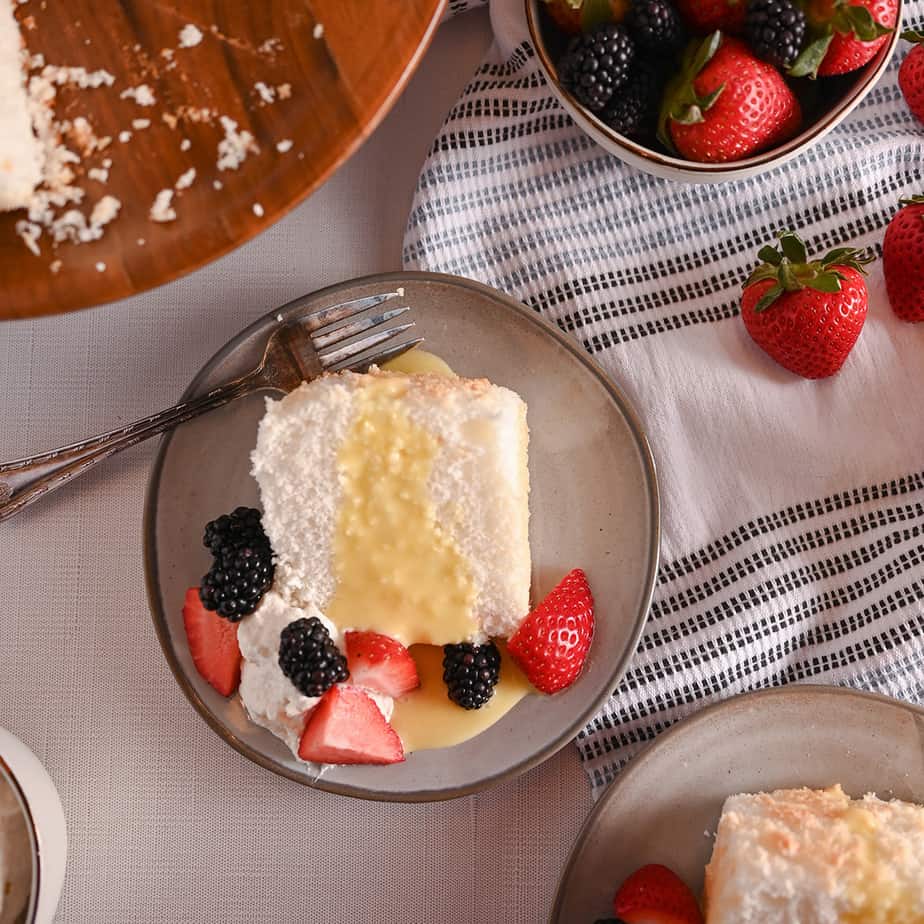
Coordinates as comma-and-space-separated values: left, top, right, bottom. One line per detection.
527, 0, 901, 181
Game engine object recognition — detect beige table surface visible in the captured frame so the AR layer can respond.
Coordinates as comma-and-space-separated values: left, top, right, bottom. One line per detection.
0, 10, 593, 923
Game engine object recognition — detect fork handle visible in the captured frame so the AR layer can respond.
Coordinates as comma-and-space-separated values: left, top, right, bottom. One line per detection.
0, 374, 260, 523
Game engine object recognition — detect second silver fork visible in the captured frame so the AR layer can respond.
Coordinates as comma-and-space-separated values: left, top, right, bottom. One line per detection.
0, 290, 422, 523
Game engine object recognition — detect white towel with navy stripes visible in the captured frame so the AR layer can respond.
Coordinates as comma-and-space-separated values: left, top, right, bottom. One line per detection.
409, 0, 924, 796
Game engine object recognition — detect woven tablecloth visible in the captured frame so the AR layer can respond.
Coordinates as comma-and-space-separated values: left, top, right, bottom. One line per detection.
406, 0, 924, 796
0, 16, 604, 924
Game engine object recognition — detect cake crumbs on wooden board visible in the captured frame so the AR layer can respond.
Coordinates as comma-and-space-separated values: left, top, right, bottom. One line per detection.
5, 5, 298, 261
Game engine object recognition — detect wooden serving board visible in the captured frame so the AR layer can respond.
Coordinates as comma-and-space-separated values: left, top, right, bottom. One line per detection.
0, 0, 444, 319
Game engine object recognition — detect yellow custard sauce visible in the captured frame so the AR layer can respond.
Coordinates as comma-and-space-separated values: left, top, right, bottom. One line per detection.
391, 642, 533, 752
381, 348, 455, 377
325, 375, 478, 645
325, 346, 535, 751
842, 806, 919, 924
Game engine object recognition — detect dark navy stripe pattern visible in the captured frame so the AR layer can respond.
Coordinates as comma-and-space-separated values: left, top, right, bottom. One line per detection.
409, 0, 924, 795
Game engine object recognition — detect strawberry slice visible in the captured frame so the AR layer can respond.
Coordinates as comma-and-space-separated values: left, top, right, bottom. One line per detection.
614, 864, 704, 924
508, 568, 594, 694
345, 631, 420, 698
297, 685, 405, 765
182, 587, 242, 697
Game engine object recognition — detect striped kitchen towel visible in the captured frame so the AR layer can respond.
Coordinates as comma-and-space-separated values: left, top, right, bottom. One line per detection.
405, 0, 924, 796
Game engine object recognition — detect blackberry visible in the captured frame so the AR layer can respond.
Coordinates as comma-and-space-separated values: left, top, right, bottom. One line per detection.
278, 617, 349, 697
746, 0, 807, 69
199, 506, 274, 622
626, 0, 686, 53
602, 61, 666, 139
558, 25, 636, 113
442, 642, 501, 710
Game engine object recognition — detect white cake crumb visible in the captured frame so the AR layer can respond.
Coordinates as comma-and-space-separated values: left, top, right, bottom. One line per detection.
252, 202, 264, 217
132, 118, 151, 130
149, 188, 176, 222
254, 81, 275, 104
213, 179, 222, 190
180, 138, 191, 151
89, 194, 120, 228
14, 220, 41, 255
87, 166, 108, 182
120, 84, 156, 106
118, 130, 132, 143
95, 261, 105, 272
137, 238, 146, 246
396, 286, 405, 297
175, 167, 196, 190
160, 48, 174, 60
276, 139, 293, 153
276, 83, 292, 100
216, 115, 259, 171
50, 259, 61, 273
313, 23, 324, 39
178, 24, 203, 47
41, 64, 114, 88
258, 37, 282, 54
276, 313, 284, 322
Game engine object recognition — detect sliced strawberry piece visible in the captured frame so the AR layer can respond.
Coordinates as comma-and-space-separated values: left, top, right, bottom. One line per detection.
182, 587, 242, 697
345, 631, 420, 698
508, 568, 594, 694
297, 685, 405, 765
614, 864, 704, 924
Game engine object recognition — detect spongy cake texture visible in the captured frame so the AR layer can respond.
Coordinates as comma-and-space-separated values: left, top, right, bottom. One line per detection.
704, 785, 924, 924
251, 369, 530, 643
0, 0, 42, 211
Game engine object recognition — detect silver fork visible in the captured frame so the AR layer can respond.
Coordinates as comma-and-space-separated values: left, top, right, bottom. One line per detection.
0, 290, 421, 523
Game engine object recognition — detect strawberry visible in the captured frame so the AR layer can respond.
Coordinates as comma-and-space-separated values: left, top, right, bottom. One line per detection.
543, 0, 630, 33
883, 196, 924, 322
614, 864, 704, 924
675, 0, 746, 34
659, 33, 801, 163
790, 0, 896, 77
508, 569, 594, 694
344, 631, 420, 698
899, 31, 924, 123
741, 230, 874, 378
182, 587, 242, 697
297, 685, 405, 765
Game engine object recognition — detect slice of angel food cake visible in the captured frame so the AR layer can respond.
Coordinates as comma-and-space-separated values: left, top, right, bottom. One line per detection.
180, 350, 595, 765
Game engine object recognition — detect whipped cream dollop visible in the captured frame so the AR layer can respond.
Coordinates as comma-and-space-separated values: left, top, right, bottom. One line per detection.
237, 591, 392, 758
0, 773, 31, 924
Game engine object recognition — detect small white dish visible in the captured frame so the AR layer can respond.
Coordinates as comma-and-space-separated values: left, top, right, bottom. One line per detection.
0, 730, 67, 924
526, 0, 903, 183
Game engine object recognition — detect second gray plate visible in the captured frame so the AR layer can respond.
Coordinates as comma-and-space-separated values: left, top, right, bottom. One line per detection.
144, 271, 660, 801
550, 684, 924, 922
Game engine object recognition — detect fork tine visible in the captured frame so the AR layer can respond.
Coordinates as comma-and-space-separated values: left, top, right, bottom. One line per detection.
311, 305, 410, 350
329, 337, 425, 373
287, 290, 404, 333
319, 322, 416, 368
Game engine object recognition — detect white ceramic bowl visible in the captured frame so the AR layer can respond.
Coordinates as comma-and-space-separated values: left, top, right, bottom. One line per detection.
526, 0, 902, 183
0, 730, 67, 924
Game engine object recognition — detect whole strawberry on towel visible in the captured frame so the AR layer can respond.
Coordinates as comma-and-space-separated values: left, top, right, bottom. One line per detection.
659, 33, 801, 163
740, 231, 874, 379
883, 196, 924, 322
899, 30, 924, 123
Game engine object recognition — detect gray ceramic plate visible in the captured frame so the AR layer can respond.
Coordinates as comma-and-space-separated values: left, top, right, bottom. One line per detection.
144, 271, 660, 802
550, 685, 924, 922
